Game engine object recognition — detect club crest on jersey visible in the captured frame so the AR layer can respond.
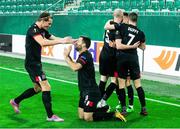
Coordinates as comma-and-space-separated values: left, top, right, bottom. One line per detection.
34, 28, 37, 33
115, 30, 120, 35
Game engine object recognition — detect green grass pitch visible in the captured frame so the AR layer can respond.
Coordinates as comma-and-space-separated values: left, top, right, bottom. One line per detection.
0, 55, 179, 128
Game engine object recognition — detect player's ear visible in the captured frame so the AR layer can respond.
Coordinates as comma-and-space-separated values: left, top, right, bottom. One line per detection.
82, 42, 86, 47
82, 42, 86, 48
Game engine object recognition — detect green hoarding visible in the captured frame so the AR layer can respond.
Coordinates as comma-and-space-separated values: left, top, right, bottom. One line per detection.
0, 15, 179, 47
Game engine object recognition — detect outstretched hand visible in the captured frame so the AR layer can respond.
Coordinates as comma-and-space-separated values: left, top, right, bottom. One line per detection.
63, 37, 78, 44
63, 36, 73, 44
72, 39, 78, 45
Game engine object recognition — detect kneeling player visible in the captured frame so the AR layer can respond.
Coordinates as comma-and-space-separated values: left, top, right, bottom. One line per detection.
64, 36, 126, 122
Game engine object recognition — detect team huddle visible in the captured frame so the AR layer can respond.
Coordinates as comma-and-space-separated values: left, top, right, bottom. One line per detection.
10, 9, 147, 122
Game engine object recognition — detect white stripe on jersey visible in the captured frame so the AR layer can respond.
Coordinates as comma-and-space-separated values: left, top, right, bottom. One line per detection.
38, 76, 42, 81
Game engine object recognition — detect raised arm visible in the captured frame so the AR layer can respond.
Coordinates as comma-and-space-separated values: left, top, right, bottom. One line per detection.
33, 35, 73, 47
64, 45, 82, 71
104, 20, 115, 30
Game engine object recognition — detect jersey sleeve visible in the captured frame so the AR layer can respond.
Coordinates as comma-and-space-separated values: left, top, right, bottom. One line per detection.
140, 31, 146, 43
110, 20, 117, 25
114, 23, 122, 30
45, 30, 52, 39
115, 23, 125, 39
30, 27, 41, 38
77, 55, 87, 67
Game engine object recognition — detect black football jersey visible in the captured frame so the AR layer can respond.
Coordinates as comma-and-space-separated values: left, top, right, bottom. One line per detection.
25, 23, 51, 66
103, 21, 121, 48
76, 50, 99, 92
115, 23, 145, 54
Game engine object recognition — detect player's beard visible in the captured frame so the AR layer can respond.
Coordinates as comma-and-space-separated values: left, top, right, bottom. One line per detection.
75, 45, 82, 51
43, 26, 49, 30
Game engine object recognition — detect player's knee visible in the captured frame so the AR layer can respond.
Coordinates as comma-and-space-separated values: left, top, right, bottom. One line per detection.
34, 83, 41, 93
135, 85, 141, 89
40, 81, 51, 91
118, 78, 126, 89
126, 79, 131, 86
111, 77, 118, 84
42, 86, 51, 91
84, 115, 93, 122
34, 87, 41, 93
119, 85, 126, 89
119, 83, 126, 89
100, 75, 108, 82
133, 78, 141, 88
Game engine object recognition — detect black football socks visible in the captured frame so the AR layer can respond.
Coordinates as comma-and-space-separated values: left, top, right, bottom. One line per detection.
127, 85, 134, 106
136, 87, 146, 107
99, 81, 107, 97
42, 91, 53, 118
116, 88, 126, 108
14, 88, 38, 104
102, 83, 117, 100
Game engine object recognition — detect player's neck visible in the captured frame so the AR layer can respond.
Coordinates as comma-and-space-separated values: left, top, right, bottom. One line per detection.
35, 21, 42, 29
129, 21, 136, 26
79, 48, 87, 54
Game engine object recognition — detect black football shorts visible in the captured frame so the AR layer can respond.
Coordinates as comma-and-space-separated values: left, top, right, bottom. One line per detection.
99, 47, 117, 77
116, 51, 140, 80
25, 64, 47, 83
79, 91, 101, 112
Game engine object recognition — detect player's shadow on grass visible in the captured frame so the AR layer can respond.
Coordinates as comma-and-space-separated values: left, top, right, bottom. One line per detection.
29, 121, 50, 128
123, 116, 146, 128
7, 114, 29, 123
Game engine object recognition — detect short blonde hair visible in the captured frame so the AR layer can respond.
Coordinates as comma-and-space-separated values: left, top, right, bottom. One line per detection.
113, 9, 123, 18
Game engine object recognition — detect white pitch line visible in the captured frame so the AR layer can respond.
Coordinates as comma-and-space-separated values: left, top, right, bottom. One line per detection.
0, 66, 77, 85
0, 66, 179, 108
